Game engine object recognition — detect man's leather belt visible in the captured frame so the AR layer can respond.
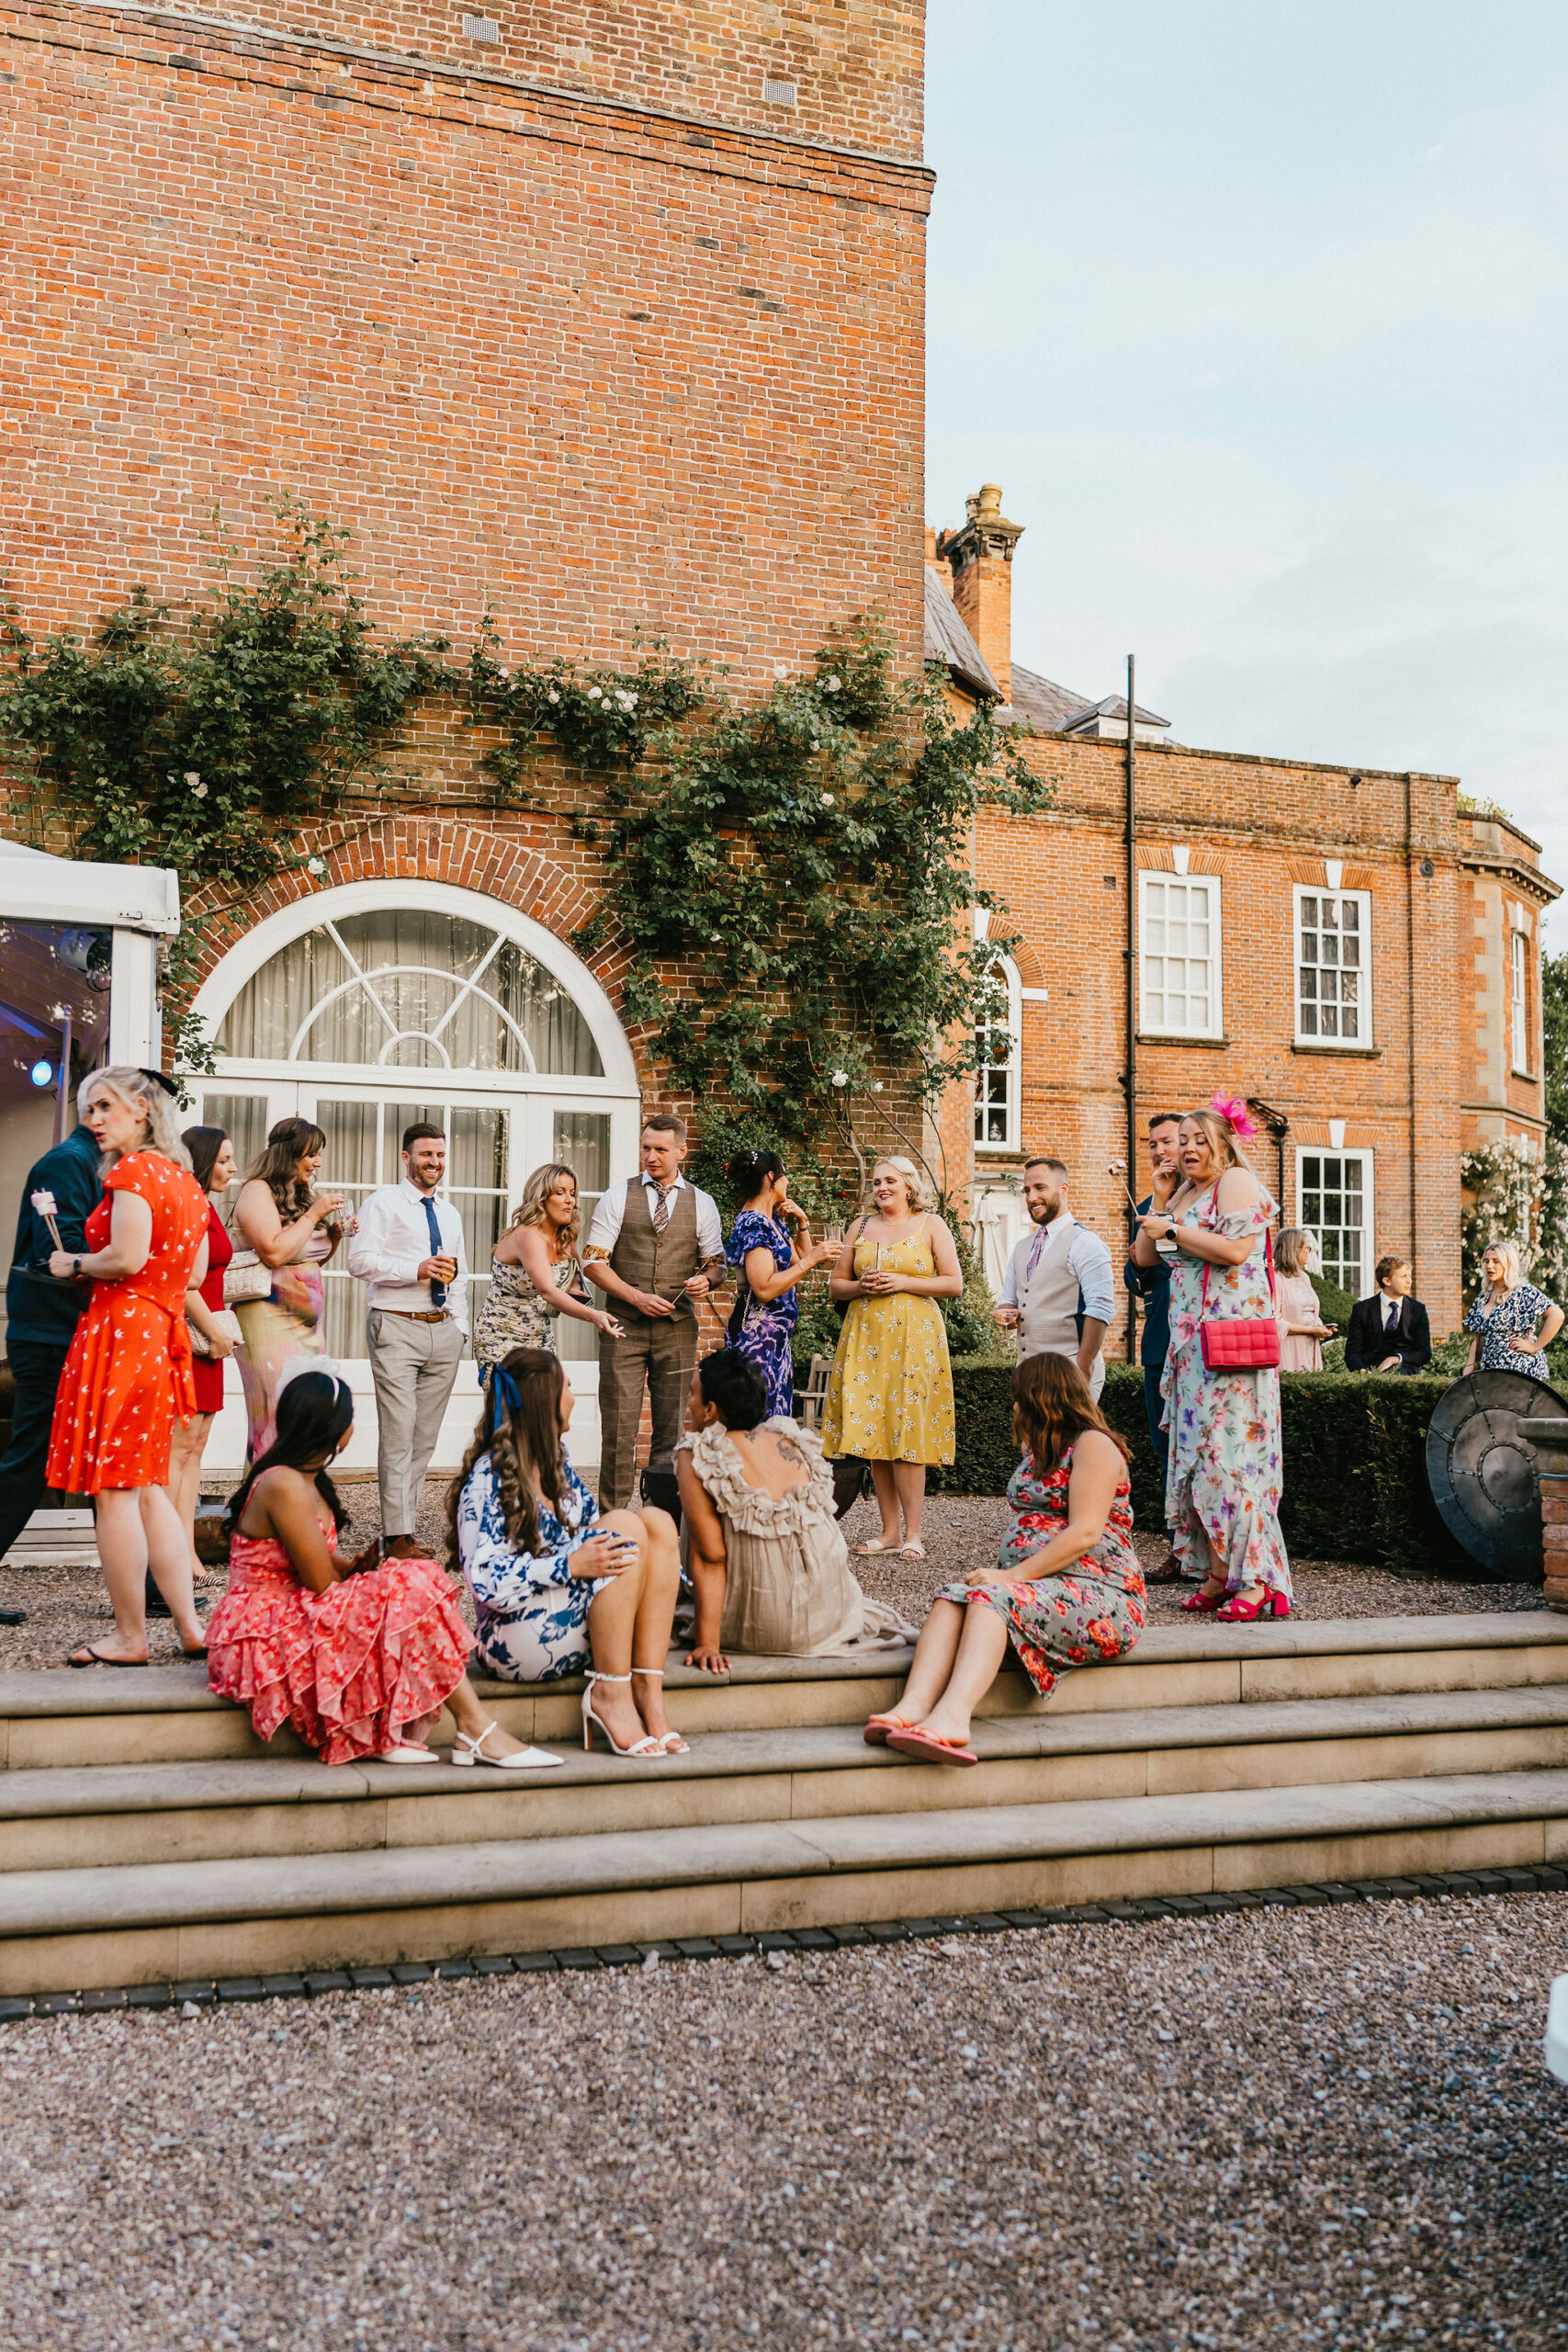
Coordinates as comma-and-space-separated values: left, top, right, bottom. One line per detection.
381, 1308, 449, 1323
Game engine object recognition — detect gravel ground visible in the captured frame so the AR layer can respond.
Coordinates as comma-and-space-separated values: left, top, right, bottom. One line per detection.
0, 1895, 1564, 2350
0, 1481, 1549, 1673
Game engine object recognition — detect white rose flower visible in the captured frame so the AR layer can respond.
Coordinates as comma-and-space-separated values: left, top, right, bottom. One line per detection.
306, 856, 326, 876
547, 688, 560, 704
184, 770, 201, 787
873, 1081, 885, 1093
831, 1069, 849, 1088
587, 684, 602, 701
820, 792, 835, 806
824, 676, 841, 692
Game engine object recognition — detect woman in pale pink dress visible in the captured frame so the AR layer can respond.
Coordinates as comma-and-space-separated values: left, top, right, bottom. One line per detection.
1274, 1227, 1335, 1372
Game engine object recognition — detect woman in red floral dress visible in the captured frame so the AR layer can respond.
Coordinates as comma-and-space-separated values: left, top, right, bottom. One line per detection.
207, 1368, 562, 1769
47, 1069, 212, 1668
864, 1352, 1145, 1764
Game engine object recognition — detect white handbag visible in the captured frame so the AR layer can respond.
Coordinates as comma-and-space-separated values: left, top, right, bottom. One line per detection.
223, 1250, 271, 1306
190, 1307, 244, 1357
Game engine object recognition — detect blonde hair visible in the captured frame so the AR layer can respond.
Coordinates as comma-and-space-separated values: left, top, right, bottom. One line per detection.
872, 1156, 931, 1215
82, 1068, 192, 1174
1482, 1238, 1523, 1292
1275, 1227, 1316, 1277
506, 1160, 581, 1254
1179, 1108, 1254, 1177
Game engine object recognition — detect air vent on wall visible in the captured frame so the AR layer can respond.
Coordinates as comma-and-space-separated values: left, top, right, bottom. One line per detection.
762, 78, 797, 107
462, 15, 501, 42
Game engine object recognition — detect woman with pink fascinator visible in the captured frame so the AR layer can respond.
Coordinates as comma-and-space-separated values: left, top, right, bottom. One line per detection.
1129, 1093, 1292, 1619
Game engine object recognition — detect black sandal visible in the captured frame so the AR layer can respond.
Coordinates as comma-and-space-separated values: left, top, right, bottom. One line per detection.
67, 1645, 150, 1668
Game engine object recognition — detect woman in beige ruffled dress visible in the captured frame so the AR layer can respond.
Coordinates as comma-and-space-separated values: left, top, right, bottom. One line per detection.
473, 1161, 623, 1385
677, 1350, 914, 1674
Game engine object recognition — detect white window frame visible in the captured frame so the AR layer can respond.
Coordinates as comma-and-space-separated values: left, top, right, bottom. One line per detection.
1295, 1144, 1375, 1300
1293, 884, 1373, 1050
1138, 871, 1224, 1039
1511, 924, 1530, 1075
973, 954, 1022, 1154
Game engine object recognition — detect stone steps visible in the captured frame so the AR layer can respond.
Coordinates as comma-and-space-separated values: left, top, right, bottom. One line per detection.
3, 1684, 1567, 1875
4, 1614, 1565, 1770
0, 1613, 1564, 1996
3, 1768, 1566, 1996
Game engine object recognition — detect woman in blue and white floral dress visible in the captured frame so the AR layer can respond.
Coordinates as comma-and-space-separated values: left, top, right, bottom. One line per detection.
1133, 1100, 1292, 1621
448, 1347, 687, 1758
1462, 1241, 1564, 1381
723, 1148, 840, 1421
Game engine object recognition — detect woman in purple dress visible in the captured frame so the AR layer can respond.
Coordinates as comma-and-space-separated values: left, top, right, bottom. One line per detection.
723, 1149, 840, 1421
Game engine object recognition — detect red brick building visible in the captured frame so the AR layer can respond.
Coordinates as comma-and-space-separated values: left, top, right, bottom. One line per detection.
926, 486, 1561, 1345
1, 1, 931, 1464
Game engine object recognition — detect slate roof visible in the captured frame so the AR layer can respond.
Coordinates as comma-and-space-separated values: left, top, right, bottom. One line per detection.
922, 566, 998, 700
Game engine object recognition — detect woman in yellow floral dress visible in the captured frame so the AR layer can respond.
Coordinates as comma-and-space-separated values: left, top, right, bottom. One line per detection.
821, 1157, 962, 1560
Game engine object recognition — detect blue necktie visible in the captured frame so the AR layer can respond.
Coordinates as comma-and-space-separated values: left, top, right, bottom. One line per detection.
423, 1195, 447, 1308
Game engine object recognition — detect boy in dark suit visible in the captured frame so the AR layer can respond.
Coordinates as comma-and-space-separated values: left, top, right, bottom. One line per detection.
1345, 1254, 1431, 1375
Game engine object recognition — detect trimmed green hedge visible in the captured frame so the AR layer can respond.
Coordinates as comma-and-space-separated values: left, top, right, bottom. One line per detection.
931, 1357, 1472, 1577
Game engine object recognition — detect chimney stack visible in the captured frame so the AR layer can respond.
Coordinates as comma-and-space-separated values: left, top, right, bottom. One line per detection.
935, 482, 1023, 702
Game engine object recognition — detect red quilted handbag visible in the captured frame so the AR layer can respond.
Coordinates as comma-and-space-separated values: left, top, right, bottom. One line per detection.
1198, 1227, 1280, 1371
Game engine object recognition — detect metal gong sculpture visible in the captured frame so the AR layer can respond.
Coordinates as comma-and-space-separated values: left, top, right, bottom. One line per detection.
1426, 1370, 1568, 1583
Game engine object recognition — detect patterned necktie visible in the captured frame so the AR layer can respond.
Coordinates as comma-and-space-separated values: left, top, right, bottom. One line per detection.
1025, 1222, 1048, 1280
423, 1194, 447, 1307
649, 1182, 672, 1237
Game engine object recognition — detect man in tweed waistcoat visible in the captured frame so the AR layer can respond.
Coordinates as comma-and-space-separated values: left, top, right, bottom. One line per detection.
584, 1114, 728, 1515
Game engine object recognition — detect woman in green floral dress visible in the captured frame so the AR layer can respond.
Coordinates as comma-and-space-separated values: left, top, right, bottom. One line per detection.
863, 1353, 1145, 1764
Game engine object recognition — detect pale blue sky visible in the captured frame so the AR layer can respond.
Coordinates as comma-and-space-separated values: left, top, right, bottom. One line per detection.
925, 1, 1568, 941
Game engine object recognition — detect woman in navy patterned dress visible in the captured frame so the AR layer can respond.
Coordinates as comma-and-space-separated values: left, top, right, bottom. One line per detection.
448, 1347, 688, 1757
723, 1149, 840, 1421
1462, 1240, 1563, 1381
863, 1353, 1145, 1765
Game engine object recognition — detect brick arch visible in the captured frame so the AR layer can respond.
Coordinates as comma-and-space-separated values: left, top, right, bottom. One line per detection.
1005, 936, 1047, 989
182, 817, 659, 1083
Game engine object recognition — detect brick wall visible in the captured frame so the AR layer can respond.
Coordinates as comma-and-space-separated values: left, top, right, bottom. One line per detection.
1458, 812, 1558, 1154
1, 1, 929, 682
964, 733, 1469, 1339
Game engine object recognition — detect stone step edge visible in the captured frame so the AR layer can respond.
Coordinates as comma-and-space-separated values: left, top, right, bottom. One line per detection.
6, 1769, 1568, 1938
6, 1684, 1568, 1822
5, 1863, 1563, 2020
2, 1612, 1562, 1721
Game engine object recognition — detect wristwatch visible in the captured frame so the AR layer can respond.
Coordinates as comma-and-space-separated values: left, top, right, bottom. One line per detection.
73, 1256, 84, 1278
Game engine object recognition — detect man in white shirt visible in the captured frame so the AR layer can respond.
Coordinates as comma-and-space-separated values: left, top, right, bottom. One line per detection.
994, 1156, 1115, 1400
346, 1122, 469, 1555
584, 1113, 728, 1513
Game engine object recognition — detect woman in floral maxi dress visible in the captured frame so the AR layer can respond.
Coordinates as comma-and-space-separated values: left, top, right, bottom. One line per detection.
1133, 1100, 1292, 1621
863, 1353, 1145, 1764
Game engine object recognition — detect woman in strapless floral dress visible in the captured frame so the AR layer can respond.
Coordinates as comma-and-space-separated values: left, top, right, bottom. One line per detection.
473, 1161, 624, 1383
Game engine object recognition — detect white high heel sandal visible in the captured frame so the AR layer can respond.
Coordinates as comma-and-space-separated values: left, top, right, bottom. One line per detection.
451, 1719, 563, 1771
631, 1664, 688, 1755
581, 1670, 666, 1758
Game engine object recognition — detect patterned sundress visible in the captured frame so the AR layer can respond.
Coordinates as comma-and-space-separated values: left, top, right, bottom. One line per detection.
1464, 1281, 1557, 1380
473, 1250, 582, 1375
936, 1440, 1145, 1700
455, 1443, 610, 1682
725, 1208, 799, 1420
206, 1528, 473, 1766
1160, 1182, 1292, 1600
821, 1219, 955, 1466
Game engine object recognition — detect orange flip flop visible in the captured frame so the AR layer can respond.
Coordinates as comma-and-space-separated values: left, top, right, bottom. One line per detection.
886, 1726, 978, 1767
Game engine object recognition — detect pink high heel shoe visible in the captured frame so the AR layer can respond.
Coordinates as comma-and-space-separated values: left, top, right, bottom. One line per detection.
1179, 1581, 1227, 1613
1216, 1586, 1291, 1622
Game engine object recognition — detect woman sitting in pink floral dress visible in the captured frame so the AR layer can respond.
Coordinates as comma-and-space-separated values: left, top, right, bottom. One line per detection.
863, 1352, 1145, 1765
208, 1368, 558, 1770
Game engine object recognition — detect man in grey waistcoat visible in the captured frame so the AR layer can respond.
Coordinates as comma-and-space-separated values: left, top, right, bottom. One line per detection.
996, 1156, 1115, 1400
584, 1113, 728, 1516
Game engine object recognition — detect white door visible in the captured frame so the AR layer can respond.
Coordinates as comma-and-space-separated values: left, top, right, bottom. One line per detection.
188, 883, 641, 1480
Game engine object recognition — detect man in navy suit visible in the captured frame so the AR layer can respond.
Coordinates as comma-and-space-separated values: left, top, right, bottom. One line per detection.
1345, 1254, 1432, 1375
1123, 1113, 1183, 1577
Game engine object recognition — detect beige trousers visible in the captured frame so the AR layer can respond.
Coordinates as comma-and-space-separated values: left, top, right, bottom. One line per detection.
367, 1309, 465, 1538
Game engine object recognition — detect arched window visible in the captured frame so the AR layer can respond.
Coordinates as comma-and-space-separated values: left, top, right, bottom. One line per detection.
974, 955, 1022, 1153
188, 881, 640, 1403
217, 906, 604, 1074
